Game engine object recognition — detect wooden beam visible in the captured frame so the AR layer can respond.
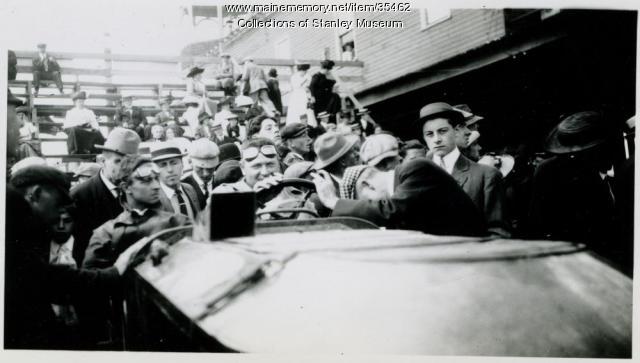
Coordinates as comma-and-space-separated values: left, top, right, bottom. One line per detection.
14, 50, 219, 64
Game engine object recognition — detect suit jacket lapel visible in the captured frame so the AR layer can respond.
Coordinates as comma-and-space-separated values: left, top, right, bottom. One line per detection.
451, 154, 471, 188
182, 183, 202, 214
158, 187, 175, 213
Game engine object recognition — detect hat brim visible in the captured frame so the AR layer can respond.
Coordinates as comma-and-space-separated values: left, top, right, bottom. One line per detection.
366, 149, 399, 167
94, 145, 127, 155
465, 115, 484, 126
313, 136, 358, 170
191, 158, 219, 169
544, 127, 608, 154
417, 110, 464, 127
152, 153, 187, 162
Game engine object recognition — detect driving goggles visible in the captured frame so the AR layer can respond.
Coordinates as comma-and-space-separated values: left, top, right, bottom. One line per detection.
242, 145, 278, 161
132, 162, 160, 181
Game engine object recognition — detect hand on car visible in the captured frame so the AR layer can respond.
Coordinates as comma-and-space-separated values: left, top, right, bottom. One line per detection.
310, 170, 339, 210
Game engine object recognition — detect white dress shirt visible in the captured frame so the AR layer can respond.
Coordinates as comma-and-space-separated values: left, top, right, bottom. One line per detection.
64, 107, 99, 129
433, 147, 461, 175
161, 182, 194, 220
49, 237, 76, 267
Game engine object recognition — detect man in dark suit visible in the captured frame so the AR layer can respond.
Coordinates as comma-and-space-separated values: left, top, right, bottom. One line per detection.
311, 159, 487, 237
70, 128, 141, 265
420, 102, 510, 238
6, 165, 146, 350
182, 138, 220, 209
151, 142, 201, 219
266, 68, 283, 114
32, 43, 64, 96
114, 96, 145, 138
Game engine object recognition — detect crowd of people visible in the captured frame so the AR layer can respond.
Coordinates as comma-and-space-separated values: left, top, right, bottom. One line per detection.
5, 47, 635, 351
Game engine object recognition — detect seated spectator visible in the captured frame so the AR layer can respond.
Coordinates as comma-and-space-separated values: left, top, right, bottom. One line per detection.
281, 123, 312, 167
216, 53, 238, 96
194, 113, 212, 139
226, 113, 241, 140
65, 125, 106, 155
214, 96, 235, 132
179, 95, 202, 138
210, 119, 238, 146
400, 140, 426, 164
311, 159, 488, 237
154, 98, 175, 125
266, 68, 283, 115
150, 124, 166, 142
32, 43, 64, 96
114, 96, 145, 138
17, 106, 37, 141
64, 90, 100, 129
360, 134, 401, 172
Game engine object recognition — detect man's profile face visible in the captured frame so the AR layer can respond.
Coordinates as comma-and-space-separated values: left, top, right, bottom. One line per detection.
258, 118, 280, 142
423, 118, 457, 157
155, 157, 184, 188
288, 132, 312, 155
29, 186, 66, 228
241, 153, 280, 187
454, 123, 471, 149
355, 168, 391, 200
101, 151, 125, 184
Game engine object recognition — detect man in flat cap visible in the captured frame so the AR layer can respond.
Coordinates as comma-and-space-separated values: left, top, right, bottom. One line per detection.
32, 43, 64, 97
182, 139, 220, 209
281, 122, 312, 168
420, 102, 510, 238
114, 95, 145, 138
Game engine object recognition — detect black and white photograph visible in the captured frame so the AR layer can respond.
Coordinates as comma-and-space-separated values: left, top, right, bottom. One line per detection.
1, 0, 636, 360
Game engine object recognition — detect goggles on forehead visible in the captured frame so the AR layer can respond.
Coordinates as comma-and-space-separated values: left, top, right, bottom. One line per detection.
132, 163, 159, 179
242, 145, 278, 161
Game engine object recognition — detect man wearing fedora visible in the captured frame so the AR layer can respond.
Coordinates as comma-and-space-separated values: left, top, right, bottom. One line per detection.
420, 102, 510, 238
151, 142, 201, 220
70, 127, 141, 265
32, 43, 64, 97
313, 131, 361, 191
182, 139, 220, 209
528, 111, 621, 267
114, 95, 145, 138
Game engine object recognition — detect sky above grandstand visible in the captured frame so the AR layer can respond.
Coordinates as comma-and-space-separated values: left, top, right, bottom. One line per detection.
0, 0, 223, 56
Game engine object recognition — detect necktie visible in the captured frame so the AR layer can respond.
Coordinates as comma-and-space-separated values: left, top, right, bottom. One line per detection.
175, 189, 189, 216
202, 183, 209, 201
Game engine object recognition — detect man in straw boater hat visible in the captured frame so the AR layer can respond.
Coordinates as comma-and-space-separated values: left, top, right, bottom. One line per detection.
151, 141, 201, 220
182, 138, 220, 209
70, 127, 141, 265
528, 111, 622, 267
420, 101, 510, 238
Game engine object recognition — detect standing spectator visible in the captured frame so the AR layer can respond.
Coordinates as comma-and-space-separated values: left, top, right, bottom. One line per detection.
183, 138, 220, 209
151, 142, 201, 220
8, 50, 17, 80
70, 127, 141, 265
266, 68, 283, 115
32, 43, 64, 96
313, 132, 360, 191
114, 96, 145, 138
281, 123, 312, 167
287, 62, 314, 125
400, 140, 426, 163
241, 57, 269, 101
310, 159, 487, 237
310, 59, 342, 118
528, 111, 619, 261
420, 102, 510, 238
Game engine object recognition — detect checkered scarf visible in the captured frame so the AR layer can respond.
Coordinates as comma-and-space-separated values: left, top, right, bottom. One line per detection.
339, 165, 370, 200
